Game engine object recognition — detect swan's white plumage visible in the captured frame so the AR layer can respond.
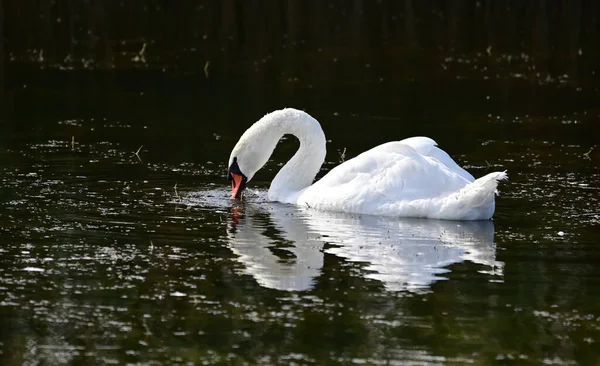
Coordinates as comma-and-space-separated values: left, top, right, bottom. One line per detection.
229, 108, 507, 220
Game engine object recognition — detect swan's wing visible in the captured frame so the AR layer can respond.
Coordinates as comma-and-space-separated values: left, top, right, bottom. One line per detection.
298, 141, 472, 214
396, 136, 438, 154
399, 137, 475, 182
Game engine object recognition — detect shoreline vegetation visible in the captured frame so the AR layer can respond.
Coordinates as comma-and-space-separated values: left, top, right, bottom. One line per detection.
1, 1, 597, 86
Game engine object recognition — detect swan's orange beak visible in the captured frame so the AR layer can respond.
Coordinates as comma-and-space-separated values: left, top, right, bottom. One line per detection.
231, 173, 244, 199
228, 157, 247, 199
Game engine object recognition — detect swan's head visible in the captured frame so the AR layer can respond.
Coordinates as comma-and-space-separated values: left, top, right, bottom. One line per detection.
227, 156, 248, 199
227, 108, 325, 200
228, 123, 277, 199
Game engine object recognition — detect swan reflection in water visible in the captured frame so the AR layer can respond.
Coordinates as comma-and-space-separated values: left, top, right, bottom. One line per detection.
226, 202, 503, 292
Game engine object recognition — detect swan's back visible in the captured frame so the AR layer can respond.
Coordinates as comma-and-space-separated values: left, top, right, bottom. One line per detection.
397, 137, 475, 182
294, 138, 503, 220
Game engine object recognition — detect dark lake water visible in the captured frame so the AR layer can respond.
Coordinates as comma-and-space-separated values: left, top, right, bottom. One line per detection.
2, 2, 600, 364
2, 69, 599, 365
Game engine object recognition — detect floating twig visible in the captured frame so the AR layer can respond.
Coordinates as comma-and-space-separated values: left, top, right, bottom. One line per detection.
174, 183, 181, 200
132, 42, 147, 63
583, 146, 595, 161
204, 60, 210, 78
339, 147, 346, 163
135, 145, 143, 162
71, 135, 75, 150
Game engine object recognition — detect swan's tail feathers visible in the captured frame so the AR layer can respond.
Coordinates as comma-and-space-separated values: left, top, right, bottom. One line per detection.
480, 171, 508, 195
461, 171, 507, 206
493, 171, 508, 194
438, 171, 508, 220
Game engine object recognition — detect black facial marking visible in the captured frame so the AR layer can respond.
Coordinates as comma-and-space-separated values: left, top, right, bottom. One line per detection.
227, 157, 248, 199
227, 157, 242, 181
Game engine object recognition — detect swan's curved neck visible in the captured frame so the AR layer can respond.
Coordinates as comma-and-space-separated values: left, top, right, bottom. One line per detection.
269, 113, 326, 200
240, 109, 326, 201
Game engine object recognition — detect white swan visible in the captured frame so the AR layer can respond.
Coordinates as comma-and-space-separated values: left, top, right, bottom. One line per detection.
227, 108, 507, 220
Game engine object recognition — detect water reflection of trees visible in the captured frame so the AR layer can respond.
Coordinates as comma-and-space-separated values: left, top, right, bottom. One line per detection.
2, 1, 598, 85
